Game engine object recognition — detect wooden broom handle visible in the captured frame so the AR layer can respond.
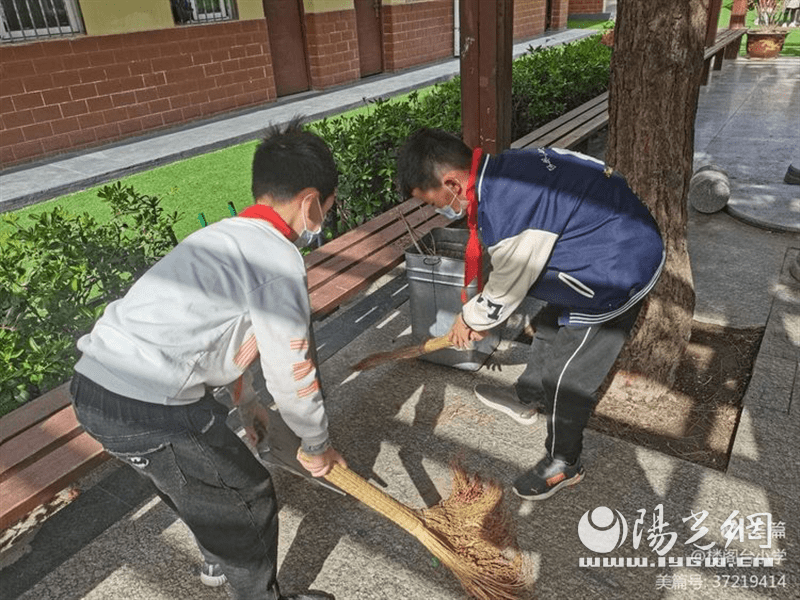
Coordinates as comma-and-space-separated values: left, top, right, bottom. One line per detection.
420, 334, 453, 354
323, 463, 424, 534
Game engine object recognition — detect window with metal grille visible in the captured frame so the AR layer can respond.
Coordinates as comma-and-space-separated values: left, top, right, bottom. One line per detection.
171, 0, 237, 25
0, 0, 83, 41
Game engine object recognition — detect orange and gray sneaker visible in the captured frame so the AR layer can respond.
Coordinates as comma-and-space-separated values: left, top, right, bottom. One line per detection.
513, 454, 585, 500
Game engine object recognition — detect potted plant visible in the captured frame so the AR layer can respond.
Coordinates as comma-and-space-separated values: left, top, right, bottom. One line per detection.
746, 0, 789, 58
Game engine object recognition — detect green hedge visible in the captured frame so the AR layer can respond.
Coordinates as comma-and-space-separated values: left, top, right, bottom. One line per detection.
511, 36, 611, 138
311, 80, 462, 236
0, 34, 611, 411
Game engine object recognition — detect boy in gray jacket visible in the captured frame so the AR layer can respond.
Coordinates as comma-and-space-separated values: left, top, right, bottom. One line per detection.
70, 119, 344, 600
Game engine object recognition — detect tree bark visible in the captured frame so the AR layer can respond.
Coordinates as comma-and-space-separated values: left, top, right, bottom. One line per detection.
604, 0, 708, 394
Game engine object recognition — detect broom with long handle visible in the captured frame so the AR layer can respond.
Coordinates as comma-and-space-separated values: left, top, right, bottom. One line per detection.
351, 334, 453, 371
319, 461, 529, 600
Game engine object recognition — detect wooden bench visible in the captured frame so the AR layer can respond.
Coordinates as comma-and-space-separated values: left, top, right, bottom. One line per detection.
0, 197, 448, 531
0, 384, 107, 531
702, 27, 747, 85
511, 91, 609, 151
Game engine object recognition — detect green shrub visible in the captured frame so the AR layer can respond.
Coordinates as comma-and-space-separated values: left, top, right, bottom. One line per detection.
311, 81, 461, 237
511, 35, 611, 140
0, 182, 179, 410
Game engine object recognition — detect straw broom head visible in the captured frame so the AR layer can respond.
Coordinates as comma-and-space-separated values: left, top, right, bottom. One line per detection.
324, 461, 532, 600
419, 463, 532, 600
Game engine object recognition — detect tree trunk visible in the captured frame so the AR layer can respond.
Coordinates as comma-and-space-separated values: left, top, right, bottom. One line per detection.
604, 1, 707, 395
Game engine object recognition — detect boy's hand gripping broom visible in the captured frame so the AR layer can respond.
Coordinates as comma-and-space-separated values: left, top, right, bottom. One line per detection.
319, 460, 531, 600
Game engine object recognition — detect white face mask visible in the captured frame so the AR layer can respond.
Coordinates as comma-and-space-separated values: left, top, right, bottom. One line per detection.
294, 195, 323, 249
434, 187, 465, 221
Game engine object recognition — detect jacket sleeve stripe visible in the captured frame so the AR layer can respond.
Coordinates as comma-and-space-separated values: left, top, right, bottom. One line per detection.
233, 335, 259, 371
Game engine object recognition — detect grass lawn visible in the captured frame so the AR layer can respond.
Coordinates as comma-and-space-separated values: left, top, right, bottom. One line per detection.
566, 18, 610, 32
6, 141, 258, 242
2, 90, 430, 242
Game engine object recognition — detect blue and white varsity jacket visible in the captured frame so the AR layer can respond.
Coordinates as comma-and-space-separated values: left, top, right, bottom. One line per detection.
462, 147, 665, 329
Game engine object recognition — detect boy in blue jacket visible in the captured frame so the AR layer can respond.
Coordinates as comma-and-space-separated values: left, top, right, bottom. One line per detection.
397, 128, 664, 501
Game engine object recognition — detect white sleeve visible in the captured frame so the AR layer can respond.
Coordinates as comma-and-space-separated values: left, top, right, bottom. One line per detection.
249, 273, 329, 451
462, 229, 558, 331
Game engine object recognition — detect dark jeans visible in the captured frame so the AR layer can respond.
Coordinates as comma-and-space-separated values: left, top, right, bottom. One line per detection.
70, 372, 280, 600
514, 303, 642, 464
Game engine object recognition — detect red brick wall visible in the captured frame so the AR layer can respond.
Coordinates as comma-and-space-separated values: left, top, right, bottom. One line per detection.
382, 0, 453, 72
304, 10, 360, 89
0, 20, 275, 168
514, 0, 547, 40
569, 0, 605, 15
550, 0, 571, 29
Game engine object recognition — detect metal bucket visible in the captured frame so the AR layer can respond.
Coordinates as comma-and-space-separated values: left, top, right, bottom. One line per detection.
405, 228, 498, 370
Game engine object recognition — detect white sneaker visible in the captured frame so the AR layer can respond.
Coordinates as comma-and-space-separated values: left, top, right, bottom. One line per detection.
200, 561, 227, 587
473, 384, 539, 425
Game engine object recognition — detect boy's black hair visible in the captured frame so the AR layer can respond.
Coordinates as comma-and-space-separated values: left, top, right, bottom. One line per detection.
252, 116, 338, 203
396, 128, 472, 199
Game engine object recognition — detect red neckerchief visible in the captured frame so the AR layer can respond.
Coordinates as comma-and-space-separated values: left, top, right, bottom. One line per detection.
462, 147, 484, 303
239, 204, 294, 240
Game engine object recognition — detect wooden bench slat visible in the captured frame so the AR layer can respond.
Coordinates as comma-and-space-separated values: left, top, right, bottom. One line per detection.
307, 200, 431, 284
551, 110, 611, 150
702, 29, 746, 84
511, 92, 609, 149
0, 432, 107, 530
722, 28, 747, 61
304, 198, 425, 271
522, 102, 608, 149
0, 382, 71, 445
0, 405, 83, 482
705, 31, 739, 57
704, 28, 746, 58
527, 92, 608, 138
307, 202, 439, 293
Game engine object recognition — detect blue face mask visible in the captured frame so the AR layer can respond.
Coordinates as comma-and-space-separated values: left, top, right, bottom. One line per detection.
434, 188, 465, 221
294, 195, 323, 249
